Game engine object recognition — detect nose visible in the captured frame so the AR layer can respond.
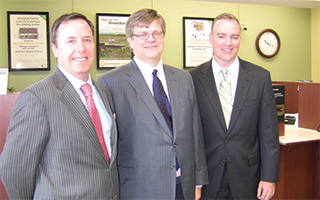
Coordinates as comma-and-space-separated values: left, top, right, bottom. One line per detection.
76, 41, 86, 51
146, 33, 156, 41
225, 37, 231, 45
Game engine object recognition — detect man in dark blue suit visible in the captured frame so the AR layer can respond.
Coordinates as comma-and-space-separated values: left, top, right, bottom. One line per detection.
190, 13, 279, 200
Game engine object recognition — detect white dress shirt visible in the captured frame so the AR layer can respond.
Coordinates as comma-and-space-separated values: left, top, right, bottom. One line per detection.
212, 57, 240, 104
58, 66, 112, 157
134, 56, 170, 101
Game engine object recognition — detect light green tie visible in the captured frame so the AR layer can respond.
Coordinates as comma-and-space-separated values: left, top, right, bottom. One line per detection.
219, 69, 233, 129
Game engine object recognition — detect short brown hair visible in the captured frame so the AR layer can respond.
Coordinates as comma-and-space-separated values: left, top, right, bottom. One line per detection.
211, 13, 241, 33
125, 8, 166, 38
50, 13, 94, 45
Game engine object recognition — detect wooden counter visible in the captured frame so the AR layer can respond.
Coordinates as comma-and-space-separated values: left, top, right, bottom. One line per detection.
280, 125, 320, 145
274, 125, 320, 199
0, 94, 19, 200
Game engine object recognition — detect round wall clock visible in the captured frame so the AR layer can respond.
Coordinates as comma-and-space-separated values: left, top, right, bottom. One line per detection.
255, 29, 281, 58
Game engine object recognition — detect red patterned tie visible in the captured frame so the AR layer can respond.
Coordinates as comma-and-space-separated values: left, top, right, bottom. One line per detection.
80, 83, 110, 163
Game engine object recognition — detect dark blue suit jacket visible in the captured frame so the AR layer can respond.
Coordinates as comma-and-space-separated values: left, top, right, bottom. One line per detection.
190, 58, 280, 199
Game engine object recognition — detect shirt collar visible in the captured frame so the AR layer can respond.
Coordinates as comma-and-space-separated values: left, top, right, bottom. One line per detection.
134, 56, 164, 77
212, 57, 240, 79
58, 65, 93, 91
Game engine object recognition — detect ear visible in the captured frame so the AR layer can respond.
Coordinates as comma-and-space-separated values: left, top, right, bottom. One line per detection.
127, 37, 133, 49
52, 43, 58, 58
209, 33, 213, 45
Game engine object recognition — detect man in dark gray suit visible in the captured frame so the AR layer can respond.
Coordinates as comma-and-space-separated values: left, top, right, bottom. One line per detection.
0, 13, 119, 199
190, 13, 280, 200
98, 8, 208, 200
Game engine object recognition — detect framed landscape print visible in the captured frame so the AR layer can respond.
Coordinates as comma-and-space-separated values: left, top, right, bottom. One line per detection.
96, 13, 132, 69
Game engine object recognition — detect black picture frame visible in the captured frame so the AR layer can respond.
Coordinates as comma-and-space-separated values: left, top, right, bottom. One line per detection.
96, 13, 132, 69
7, 11, 50, 71
183, 17, 214, 69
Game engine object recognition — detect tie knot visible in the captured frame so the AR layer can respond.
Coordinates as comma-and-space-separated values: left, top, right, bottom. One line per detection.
221, 69, 228, 80
152, 69, 158, 76
80, 83, 92, 97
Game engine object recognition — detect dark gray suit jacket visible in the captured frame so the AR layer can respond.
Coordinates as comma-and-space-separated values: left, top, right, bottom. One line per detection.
98, 60, 209, 200
190, 58, 280, 199
0, 69, 119, 199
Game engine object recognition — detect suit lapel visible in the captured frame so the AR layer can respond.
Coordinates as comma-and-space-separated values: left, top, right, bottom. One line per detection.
198, 61, 226, 129
53, 69, 109, 164
228, 59, 253, 132
127, 61, 172, 139
164, 65, 179, 140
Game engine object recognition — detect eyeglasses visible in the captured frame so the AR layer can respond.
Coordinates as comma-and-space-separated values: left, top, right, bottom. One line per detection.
132, 31, 163, 40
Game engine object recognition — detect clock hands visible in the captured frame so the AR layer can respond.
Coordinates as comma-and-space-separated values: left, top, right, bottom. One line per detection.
264, 39, 271, 46
264, 39, 275, 48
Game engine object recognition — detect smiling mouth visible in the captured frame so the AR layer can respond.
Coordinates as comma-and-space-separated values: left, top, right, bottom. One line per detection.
73, 57, 88, 61
145, 45, 158, 49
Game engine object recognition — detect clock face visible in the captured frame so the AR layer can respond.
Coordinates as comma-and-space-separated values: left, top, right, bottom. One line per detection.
256, 29, 280, 58
259, 32, 278, 56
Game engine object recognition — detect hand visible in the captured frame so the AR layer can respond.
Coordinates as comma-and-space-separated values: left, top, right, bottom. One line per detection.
257, 181, 276, 200
195, 187, 202, 200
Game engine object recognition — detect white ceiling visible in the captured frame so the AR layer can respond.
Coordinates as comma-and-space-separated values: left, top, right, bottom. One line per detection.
192, 0, 320, 9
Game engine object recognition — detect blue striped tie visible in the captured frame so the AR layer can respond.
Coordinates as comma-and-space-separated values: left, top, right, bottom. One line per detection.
219, 69, 233, 129
152, 69, 179, 171
152, 69, 172, 131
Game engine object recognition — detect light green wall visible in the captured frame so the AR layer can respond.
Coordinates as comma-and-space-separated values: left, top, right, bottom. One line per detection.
238, 4, 311, 81
0, 0, 312, 91
311, 9, 320, 82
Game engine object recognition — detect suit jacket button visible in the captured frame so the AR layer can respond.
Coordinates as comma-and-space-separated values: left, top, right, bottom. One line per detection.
174, 143, 177, 148
171, 165, 176, 169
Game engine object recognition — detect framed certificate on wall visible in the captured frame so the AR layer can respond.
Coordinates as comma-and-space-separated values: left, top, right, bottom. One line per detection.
183, 17, 214, 69
7, 11, 50, 71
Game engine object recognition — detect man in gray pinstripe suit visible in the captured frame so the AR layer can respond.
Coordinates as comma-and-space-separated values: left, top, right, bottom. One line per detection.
0, 13, 119, 199
98, 8, 208, 200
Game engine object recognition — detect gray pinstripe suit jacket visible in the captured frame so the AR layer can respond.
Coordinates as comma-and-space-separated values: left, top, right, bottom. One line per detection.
98, 60, 209, 200
190, 58, 280, 199
0, 68, 119, 199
